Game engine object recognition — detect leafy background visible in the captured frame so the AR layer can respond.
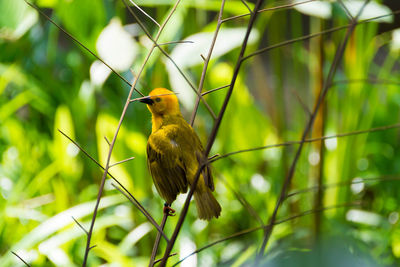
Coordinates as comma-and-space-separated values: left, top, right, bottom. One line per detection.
1, 0, 400, 266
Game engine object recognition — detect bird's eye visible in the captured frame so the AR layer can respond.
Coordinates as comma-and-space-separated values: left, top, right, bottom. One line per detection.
155, 97, 161, 102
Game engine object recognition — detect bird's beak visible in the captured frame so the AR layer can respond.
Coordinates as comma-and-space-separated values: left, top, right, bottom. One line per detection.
139, 97, 154, 105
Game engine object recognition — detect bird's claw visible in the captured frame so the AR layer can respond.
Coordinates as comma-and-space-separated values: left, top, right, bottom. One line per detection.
163, 204, 176, 216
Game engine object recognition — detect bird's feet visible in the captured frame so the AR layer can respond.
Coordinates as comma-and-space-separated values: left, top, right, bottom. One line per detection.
163, 203, 176, 216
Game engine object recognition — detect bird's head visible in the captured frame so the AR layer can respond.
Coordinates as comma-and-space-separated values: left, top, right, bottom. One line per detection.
139, 88, 180, 116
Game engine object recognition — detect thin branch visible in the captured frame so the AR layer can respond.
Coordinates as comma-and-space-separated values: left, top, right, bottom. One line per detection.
275, 202, 360, 225
109, 157, 135, 168
130, 92, 179, 103
159, 0, 265, 265
291, 88, 312, 117
57, 130, 169, 246
210, 123, 400, 163
158, 40, 193, 46
220, 176, 264, 227
11, 251, 31, 267
128, 0, 160, 27
104, 136, 111, 146
23, 0, 142, 95
81, 1, 182, 264
154, 253, 177, 264
286, 176, 400, 199
241, 0, 254, 14
208, 154, 219, 161
173, 202, 359, 266
149, 212, 169, 267
221, 0, 316, 23
72, 216, 88, 235
256, 1, 371, 260
337, 0, 354, 20
201, 84, 230, 96
333, 78, 400, 86
243, 9, 400, 61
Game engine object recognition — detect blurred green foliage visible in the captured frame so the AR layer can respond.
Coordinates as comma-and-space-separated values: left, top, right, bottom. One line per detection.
1, 0, 400, 266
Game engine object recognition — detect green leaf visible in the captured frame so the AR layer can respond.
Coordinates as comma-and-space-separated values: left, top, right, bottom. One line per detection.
0, 0, 38, 41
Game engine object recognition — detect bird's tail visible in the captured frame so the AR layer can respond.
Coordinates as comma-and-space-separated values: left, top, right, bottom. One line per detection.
194, 189, 221, 220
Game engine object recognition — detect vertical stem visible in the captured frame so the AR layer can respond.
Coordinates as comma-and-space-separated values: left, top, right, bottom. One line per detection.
149, 212, 169, 267
311, 17, 325, 239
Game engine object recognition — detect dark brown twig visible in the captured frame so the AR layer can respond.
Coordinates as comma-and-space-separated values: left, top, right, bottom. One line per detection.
240, 0, 253, 14
158, 40, 193, 46
337, 0, 354, 20
149, 212, 169, 267
220, 176, 264, 227
109, 157, 135, 168
104, 136, 111, 146
221, 0, 316, 23
286, 176, 400, 199
333, 78, 400, 86
128, 0, 160, 27
11, 251, 31, 267
72, 216, 88, 235
154, 253, 177, 264
201, 84, 230, 96
130, 92, 179, 103
291, 88, 312, 117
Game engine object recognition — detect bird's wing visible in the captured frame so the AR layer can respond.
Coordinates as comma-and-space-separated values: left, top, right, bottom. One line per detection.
176, 122, 215, 191
147, 127, 188, 204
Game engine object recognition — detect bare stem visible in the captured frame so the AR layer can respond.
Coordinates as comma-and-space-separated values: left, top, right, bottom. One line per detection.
72, 216, 89, 235
109, 157, 135, 168
221, 0, 316, 23
149, 212, 169, 267
128, 0, 160, 27
11, 251, 31, 267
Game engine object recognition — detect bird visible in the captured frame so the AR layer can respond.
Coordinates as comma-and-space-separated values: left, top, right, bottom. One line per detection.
139, 88, 221, 220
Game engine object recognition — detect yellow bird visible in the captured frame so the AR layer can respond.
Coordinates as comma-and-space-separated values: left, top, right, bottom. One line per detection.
139, 88, 221, 220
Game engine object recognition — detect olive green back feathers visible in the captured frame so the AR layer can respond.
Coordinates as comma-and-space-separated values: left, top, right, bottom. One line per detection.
146, 114, 221, 220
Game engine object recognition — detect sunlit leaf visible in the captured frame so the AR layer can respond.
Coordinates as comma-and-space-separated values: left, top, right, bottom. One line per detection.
96, 18, 139, 72
342, 0, 393, 23
0, 0, 38, 40
293, 0, 332, 19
